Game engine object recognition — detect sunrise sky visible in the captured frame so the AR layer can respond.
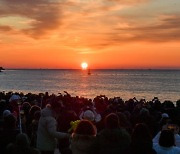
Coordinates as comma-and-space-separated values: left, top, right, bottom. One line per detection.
0, 0, 180, 69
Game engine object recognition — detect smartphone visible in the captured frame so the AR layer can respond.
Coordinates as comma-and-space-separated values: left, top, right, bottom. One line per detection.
167, 124, 177, 131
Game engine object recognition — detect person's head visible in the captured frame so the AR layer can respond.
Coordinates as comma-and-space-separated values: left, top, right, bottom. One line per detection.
3, 110, 11, 118
132, 123, 152, 141
29, 105, 41, 119
159, 117, 171, 130
161, 113, 169, 119
21, 102, 31, 115
159, 130, 175, 147
140, 108, 149, 116
131, 123, 153, 154
34, 110, 41, 121
3, 114, 17, 129
117, 112, 128, 127
82, 110, 95, 121
50, 100, 62, 116
176, 100, 180, 108
73, 120, 96, 136
15, 133, 30, 148
104, 113, 119, 129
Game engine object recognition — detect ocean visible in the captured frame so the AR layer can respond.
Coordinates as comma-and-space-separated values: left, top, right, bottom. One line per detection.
0, 69, 180, 102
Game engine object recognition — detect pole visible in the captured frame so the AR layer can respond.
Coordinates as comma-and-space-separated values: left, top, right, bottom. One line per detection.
40, 95, 43, 108
18, 101, 22, 134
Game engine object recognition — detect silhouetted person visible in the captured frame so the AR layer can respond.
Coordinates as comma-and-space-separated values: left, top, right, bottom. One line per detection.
37, 101, 70, 154
91, 113, 131, 154
129, 123, 156, 154
7, 133, 40, 154
153, 130, 180, 153
70, 120, 97, 154
0, 113, 19, 154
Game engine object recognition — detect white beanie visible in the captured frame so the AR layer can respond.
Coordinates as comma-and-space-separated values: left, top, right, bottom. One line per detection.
9, 94, 21, 102
162, 113, 169, 118
3, 110, 11, 118
83, 110, 95, 121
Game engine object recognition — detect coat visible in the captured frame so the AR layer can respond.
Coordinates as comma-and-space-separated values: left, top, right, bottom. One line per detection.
91, 128, 131, 154
153, 143, 180, 154
36, 107, 68, 151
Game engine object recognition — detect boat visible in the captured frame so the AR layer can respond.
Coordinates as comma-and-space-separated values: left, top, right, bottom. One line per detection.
88, 69, 91, 75
0, 67, 5, 72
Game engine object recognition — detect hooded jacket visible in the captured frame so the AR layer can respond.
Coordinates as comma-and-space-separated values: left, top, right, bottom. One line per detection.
70, 134, 96, 154
37, 107, 68, 151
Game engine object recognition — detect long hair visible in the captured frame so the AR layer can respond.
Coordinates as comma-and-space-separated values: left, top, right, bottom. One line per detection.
3, 114, 17, 129
73, 120, 96, 136
131, 123, 154, 154
104, 113, 119, 129
159, 130, 175, 147
132, 123, 152, 141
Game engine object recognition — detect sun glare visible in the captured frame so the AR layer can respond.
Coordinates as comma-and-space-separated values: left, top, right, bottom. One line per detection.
81, 62, 88, 70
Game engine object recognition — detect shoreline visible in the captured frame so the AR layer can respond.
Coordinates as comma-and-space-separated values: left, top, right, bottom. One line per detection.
1, 91, 180, 104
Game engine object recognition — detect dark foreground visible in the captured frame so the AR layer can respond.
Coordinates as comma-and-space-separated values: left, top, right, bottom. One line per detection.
0, 91, 180, 154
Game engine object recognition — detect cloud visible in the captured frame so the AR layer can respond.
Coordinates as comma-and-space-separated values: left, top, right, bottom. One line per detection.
0, 0, 64, 38
0, 0, 179, 44
105, 0, 150, 5
0, 0, 152, 40
112, 14, 180, 42
0, 25, 13, 32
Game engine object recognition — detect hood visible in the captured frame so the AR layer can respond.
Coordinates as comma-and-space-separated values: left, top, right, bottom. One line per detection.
41, 107, 53, 117
71, 134, 95, 152
16, 133, 30, 148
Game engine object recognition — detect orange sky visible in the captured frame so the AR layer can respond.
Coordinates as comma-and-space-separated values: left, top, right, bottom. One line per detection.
0, 0, 180, 69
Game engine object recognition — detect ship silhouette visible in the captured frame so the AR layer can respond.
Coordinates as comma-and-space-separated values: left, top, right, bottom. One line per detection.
0, 67, 5, 72
88, 69, 91, 75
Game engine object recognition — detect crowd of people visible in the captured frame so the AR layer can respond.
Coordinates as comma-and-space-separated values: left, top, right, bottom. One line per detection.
0, 91, 180, 154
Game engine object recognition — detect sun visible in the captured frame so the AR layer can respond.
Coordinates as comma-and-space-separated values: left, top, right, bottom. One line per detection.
81, 62, 88, 70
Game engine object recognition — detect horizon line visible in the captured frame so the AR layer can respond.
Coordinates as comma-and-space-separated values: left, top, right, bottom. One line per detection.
3, 68, 180, 70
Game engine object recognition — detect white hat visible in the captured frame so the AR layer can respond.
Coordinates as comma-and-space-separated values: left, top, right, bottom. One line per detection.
9, 94, 21, 102
94, 114, 101, 122
3, 110, 11, 117
83, 110, 95, 121
79, 109, 102, 122
162, 113, 169, 118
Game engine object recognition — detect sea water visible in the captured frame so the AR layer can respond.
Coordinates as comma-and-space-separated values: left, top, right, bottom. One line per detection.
0, 69, 180, 102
